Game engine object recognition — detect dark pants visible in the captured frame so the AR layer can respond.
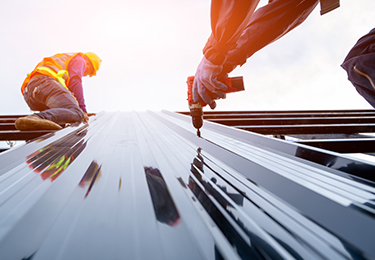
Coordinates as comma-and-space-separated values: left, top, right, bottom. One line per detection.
23, 75, 84, 124
341, 28, 375, 108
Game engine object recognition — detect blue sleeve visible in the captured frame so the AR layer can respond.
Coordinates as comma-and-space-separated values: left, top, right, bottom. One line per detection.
203, 0, 256, 65
67, 55, 87, 113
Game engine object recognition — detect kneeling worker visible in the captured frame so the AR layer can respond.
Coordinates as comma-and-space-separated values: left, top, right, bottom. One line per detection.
15, 52, 101, 131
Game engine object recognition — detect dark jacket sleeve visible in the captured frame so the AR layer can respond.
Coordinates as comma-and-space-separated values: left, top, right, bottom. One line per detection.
67, 55, 87, 113
203, 0, 258, 65
222, 0, 319, 73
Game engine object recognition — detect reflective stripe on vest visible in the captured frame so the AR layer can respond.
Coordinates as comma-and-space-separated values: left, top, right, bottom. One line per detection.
21, 52, 85, 94
35, 67, 70, 90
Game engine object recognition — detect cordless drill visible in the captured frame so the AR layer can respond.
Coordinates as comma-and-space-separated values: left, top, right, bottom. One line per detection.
187, 76, 245, 137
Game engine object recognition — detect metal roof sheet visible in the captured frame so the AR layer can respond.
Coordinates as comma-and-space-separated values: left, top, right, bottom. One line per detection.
1, 111, 375, 260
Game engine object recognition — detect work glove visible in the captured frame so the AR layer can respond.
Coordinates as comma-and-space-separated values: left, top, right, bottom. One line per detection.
222, 47, 244, 75
193, 56, 228, 109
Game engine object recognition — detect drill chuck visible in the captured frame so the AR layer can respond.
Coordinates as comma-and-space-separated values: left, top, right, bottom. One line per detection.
189, 104, 203, 130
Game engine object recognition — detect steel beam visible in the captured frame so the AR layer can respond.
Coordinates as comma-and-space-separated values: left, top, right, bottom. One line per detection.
296, 138, 375, 153
0, 130, 55, 141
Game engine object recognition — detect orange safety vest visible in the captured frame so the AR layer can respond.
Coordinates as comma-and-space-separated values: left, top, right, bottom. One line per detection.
21, 52, 86, 94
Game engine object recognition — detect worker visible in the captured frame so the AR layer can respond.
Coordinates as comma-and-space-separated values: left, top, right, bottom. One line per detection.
341, 28, 375, 108
15, 52, 101, 131
193, 0, 339, 108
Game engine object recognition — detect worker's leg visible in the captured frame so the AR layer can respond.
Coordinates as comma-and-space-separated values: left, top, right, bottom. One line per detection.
223, 0, 319, 72
24, 76, 85, 124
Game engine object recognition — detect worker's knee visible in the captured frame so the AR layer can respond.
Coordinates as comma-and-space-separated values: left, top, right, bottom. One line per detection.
75, 109, 86, 122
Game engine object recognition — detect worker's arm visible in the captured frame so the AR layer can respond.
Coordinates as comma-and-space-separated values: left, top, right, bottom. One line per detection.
67, 55, 87, 113
223, 0, 319, 74
193, 0, 259, 106
203, 0, 259, 65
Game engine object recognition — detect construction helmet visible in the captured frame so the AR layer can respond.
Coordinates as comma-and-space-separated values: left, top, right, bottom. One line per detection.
84, 52, 102, 76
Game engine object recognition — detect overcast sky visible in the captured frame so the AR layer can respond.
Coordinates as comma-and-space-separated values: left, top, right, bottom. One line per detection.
1, 0, 375, 115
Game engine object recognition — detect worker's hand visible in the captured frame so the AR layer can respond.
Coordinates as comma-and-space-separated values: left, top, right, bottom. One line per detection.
83, 113, 89, 123
222, 62, 238, 75
193, 57, 228, 108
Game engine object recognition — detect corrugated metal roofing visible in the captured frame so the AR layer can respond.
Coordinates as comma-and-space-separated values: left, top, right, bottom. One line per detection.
1, 111, 375, 260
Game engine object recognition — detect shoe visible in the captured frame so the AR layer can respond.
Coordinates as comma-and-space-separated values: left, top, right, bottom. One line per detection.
15, 115, 62, 131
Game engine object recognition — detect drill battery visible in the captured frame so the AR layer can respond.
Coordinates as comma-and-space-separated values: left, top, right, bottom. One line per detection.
186, 76, 245, 107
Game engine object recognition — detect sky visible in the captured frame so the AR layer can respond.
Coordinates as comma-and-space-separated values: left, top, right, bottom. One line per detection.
1, 0, 375, 115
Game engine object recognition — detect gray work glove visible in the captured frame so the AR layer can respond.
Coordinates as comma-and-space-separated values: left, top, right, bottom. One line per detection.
193, 56, 228, 108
